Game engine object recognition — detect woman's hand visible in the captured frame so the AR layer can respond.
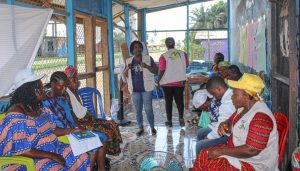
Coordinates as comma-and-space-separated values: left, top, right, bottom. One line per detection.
155, 81, 160, 88
49, 153, 65, 165
71, 127, 84, 133
127, 64, 132, 70
218, 121, 231, 136
141, 62, 149, 69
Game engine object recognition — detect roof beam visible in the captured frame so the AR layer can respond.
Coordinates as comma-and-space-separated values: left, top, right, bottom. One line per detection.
147, 0, 211, 13
112, 0, 138, 12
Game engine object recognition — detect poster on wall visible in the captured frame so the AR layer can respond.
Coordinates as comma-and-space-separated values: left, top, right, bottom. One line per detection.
239, 18, 267, 72
239, 26, 248, 65
255, 18, 267, 71
232, 0, 270, 73
247, 21, 259, 69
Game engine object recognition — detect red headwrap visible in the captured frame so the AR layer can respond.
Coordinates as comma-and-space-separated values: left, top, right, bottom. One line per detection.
64, 66, 78, 78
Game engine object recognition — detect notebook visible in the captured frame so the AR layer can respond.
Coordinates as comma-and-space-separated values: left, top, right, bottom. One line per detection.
67, 130, 102, 156
71, 130, 96, 141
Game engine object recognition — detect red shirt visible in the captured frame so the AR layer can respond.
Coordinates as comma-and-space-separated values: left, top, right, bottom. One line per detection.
228, 112, 274, 150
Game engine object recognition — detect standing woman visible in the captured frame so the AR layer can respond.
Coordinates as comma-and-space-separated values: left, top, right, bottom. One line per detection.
156, 37, 189, 127
0, 69, 90, 170
64, 66, 123, 156
124, 40, 158, 136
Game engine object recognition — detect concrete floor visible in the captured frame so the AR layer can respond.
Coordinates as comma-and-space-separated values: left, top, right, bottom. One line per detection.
109, 99, 198, 171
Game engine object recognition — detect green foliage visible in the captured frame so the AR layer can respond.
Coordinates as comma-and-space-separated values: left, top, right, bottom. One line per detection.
190, 1, 227, 30
113, 30, 125, 52
186, 1, 227, 61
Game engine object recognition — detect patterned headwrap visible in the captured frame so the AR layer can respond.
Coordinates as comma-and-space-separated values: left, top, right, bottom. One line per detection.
64, 66, 78, 78
218, 61, 231, 68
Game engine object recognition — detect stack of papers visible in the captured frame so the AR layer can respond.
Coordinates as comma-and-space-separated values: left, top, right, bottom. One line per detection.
66, 130, 102, 156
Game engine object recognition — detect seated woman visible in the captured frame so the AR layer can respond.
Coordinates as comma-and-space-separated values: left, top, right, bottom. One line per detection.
42, 71, 108, 171
0, 69, 90, 170
216, 61, 230, 80
64, 66, 122, 155
210, 52, 225, 73
227, 65, 243, 81
193, 73, 279, 171
188, 89, 212, 126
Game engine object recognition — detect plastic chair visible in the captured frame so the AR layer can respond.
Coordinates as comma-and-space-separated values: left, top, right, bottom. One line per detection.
77, 87, 106, 119
274, 112, 289, 166
0, 156, 35, 171
0, 112, 70, 171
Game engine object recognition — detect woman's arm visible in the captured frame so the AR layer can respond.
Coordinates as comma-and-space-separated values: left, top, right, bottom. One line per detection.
21, 148, 65, 164
53, 127, 83, 136
123, 64, 132, 77
207, 144, 261, 159
142, 57, 158, 74
211, 113, 273, 159
53, 127, 73, 136
142, 62, 158, 74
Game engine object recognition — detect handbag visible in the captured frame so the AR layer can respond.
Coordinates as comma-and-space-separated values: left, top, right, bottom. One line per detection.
198, 111, 211, 128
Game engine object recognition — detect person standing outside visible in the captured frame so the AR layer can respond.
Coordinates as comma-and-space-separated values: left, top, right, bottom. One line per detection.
124, 41, 158, 136
156, 37, 189, 127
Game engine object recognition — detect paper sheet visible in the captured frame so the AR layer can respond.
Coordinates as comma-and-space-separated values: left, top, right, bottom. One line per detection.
66, 131, 102, 156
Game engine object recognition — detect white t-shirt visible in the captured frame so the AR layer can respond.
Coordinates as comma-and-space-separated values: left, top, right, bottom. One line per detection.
207, 88, 236, 139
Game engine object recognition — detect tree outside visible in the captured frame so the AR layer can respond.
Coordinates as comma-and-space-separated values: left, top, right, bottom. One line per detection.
186, 1, 227, 61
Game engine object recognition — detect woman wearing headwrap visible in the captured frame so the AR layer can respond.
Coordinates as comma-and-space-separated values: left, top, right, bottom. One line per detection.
0, 69, 90, 170
210, 52, 225, 72
64, 66, 122, 156
217, 61, 230, 80
192, 73, 279, 171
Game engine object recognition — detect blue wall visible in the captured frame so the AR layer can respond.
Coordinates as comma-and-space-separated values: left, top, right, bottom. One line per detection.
74, 0, 108, 18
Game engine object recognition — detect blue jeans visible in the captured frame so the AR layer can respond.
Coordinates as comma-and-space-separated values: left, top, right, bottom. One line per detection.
196, 127, 228, 154
132, 91, 155, 129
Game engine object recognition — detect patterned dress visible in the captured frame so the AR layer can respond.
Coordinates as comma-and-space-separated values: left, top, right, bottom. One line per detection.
193, 112, 274, 171
0, 109, 90, 171
42, 95, 108, 143
77, 112, 123, 155
43, 93, 122, 155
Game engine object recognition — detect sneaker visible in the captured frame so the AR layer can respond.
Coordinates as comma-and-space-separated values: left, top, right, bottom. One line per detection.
179, 118, 185, 127
136, 128, 144, 136
151, 128, 157, 135
165, 121, 172, 127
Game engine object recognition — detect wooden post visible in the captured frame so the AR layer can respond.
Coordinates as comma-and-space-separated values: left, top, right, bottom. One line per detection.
84, 16, 96, 88
101, 22, 111, 115
288, 0, 298, 159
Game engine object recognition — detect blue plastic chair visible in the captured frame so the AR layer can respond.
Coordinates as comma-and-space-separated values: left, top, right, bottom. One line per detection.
77, 87, 106, 119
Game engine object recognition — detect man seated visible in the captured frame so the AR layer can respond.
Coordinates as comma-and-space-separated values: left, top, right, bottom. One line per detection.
195, 76, 236, 154
193, 73, 279, 171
